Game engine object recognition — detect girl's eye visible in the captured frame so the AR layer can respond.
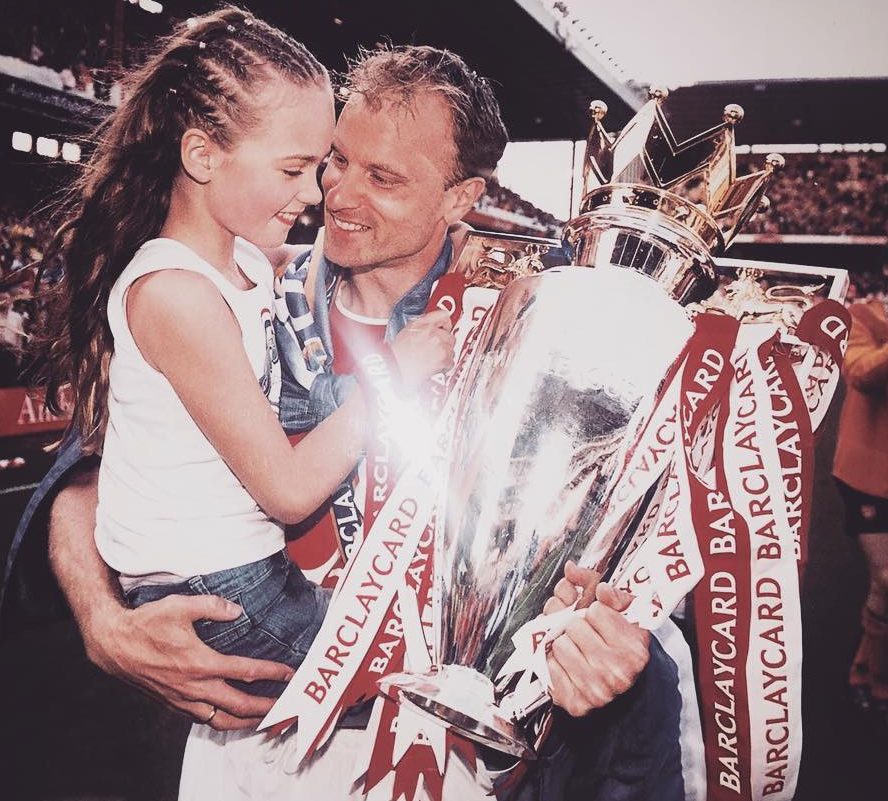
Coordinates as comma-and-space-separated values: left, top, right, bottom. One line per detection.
283, 169, 304, 178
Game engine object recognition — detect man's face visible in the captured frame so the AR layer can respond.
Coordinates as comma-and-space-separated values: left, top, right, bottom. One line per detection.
322, 91, 463, 272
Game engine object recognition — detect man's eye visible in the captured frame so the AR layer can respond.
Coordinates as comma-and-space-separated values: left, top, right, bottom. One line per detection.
329, 153, 347, 168
370, 172, 395, 187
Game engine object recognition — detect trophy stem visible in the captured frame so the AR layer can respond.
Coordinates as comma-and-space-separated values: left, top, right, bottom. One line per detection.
378, 666, 535, 759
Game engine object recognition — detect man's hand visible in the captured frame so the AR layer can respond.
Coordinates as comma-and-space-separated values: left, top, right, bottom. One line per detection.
48, 465, 294, 731
391, 308, 455, 389
544, 560, 601, 613
83, 595, 295, 731
544, 560, 650, 717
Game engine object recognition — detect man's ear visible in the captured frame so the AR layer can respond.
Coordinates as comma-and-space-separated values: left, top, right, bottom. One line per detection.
179, 128, 220, 184
444, 176, 487, 226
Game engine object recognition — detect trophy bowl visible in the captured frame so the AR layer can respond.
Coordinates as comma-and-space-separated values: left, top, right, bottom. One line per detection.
380, 252, 699, 756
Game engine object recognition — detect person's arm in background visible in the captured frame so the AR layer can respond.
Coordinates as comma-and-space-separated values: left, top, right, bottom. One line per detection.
48, 463, 294, 730
543, 561, 650, 716
844, 305, 888, 393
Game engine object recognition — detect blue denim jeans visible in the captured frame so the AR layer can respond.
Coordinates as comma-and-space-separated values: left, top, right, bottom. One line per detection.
123, 550, 330, 698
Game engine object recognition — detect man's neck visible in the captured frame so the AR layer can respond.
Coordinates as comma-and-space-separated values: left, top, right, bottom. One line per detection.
335, 241, 448, 319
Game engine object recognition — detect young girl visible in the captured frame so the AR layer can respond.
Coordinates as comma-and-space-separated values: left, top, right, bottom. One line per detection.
36, 7, 452, 701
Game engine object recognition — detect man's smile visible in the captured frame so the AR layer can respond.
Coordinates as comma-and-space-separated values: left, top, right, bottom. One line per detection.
329, 212, 370, 232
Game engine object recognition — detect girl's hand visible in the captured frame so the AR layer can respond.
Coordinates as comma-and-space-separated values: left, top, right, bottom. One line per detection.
391, 309, 456, 389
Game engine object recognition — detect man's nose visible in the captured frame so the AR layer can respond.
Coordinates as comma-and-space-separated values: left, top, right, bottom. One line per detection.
324, 166, 360, 209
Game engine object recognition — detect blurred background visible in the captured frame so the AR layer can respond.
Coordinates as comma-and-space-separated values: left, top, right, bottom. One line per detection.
0, 1, 886, 799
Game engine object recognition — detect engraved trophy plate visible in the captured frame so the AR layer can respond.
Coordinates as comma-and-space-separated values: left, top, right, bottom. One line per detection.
705, 257, 849, 332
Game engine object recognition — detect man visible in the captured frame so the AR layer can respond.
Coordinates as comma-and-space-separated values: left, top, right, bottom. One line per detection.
4, 46, 682, 800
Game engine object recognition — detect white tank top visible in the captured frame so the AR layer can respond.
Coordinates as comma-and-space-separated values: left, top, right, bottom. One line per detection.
95, 237, 284, 581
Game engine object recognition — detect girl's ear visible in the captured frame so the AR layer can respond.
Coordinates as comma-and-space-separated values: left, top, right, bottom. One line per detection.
180, 128, 220, 184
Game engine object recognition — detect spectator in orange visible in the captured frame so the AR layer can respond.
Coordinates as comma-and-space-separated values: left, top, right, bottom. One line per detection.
833, 296, 888, 714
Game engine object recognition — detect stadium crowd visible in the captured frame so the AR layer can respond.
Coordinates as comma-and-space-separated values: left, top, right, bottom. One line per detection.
0, 205, 44, 383
844, 264, 888, 303
742, 152, 888, 237
476, 177, 564, 237
0, 2, 166, 103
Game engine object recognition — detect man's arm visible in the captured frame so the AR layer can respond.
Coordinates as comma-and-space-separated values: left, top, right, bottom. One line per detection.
48, 464, 295, 730
543, 561, 650, 717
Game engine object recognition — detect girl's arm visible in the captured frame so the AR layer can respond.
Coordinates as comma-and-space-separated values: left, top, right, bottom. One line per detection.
127, 270, 450, 524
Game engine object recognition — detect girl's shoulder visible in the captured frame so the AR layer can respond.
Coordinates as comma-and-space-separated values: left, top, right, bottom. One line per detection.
118, 238, 214, 288
109, 239, 236, 331
127, 267, 236, 330
117, 238, 266, 295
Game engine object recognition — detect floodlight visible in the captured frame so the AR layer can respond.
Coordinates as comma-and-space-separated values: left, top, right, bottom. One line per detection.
11, 131, 32, 152
36, 136, 59, 158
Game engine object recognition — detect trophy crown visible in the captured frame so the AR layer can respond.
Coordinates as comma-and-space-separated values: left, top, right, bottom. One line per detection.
723, 104, 744, 125
588, 99, 608, 122
580, 92, 783, 250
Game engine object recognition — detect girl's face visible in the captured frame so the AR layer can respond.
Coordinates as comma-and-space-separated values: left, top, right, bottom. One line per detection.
207, 75, 335, 249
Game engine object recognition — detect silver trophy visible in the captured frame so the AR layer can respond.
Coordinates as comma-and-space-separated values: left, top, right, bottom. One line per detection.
380, 89, 784, 757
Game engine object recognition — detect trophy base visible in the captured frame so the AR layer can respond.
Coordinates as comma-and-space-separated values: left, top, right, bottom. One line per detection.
377, 665, 534, 759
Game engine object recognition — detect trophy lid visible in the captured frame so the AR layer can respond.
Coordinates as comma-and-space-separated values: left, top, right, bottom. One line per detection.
579, 88, 784, 250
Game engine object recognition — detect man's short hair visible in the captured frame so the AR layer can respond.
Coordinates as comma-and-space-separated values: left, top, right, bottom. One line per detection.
343, 45, 509, 184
